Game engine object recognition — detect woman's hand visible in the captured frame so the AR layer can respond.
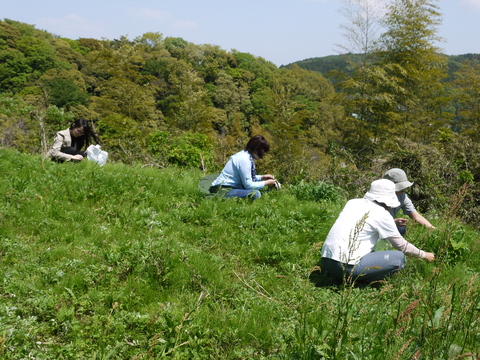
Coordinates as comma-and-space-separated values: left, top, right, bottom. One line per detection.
261, 174, 275, 180
71, 154, 84, 161
264, 179, 277, 187
424, 252, 435, 262
395, 218, 408, 226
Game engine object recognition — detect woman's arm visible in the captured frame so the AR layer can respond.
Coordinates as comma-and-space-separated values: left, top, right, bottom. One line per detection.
48, 132, 75, 162
409, 212, 436, 229
387, 235, 434, 262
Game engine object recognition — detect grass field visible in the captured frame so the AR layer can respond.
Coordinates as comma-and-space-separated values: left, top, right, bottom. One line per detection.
1, 148, 479, 359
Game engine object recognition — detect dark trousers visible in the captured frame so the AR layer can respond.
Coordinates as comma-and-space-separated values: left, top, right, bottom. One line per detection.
61, 146, 85, 157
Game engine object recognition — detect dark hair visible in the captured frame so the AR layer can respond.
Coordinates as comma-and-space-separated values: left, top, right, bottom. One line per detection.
70, 119, 100, 148
245, 135, 270, 159
373, 200, 389, 210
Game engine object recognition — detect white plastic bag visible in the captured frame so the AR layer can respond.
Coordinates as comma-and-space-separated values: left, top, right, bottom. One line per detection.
86, 144, 108, 166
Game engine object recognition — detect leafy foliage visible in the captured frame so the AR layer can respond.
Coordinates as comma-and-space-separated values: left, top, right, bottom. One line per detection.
289, 180, 346, 203
1, 11, 480, 229
167, 132, 214, 169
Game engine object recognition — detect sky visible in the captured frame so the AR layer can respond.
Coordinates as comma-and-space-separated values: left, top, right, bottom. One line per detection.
2, 0, 480, 67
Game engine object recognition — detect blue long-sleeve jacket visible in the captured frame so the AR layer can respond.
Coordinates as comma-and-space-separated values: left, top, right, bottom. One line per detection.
211, 150, 265, 190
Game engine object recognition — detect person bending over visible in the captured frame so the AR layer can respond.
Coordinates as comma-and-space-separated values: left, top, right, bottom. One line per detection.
321, 179, 434, 284
210, 135, 277, 200
47, 119, 100, 162
383, 168, 436, 235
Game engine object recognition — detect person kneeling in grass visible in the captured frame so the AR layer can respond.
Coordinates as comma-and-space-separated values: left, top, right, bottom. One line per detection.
47, 119, 100, 162
383, 168, 436, 235
209, 135, 277, 200
321, 179, 435, 284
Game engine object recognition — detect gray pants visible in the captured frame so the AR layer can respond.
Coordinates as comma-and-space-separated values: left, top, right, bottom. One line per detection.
321, 250, 406, 283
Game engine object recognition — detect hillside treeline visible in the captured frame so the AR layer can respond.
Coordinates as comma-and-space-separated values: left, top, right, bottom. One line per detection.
0, 19, 342, 177
1, 3, 480, 228
285, 53, 480, 81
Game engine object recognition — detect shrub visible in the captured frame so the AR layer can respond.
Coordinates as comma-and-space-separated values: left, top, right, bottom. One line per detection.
167, 132, 213, 170
289, 180, 345, 203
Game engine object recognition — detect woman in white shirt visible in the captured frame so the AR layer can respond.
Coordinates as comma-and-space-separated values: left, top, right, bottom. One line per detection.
321, 179, 435, 283
210, 135, 277, 200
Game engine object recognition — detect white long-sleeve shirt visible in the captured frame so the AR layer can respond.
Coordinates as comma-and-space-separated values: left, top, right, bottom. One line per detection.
322, 199, 425, 265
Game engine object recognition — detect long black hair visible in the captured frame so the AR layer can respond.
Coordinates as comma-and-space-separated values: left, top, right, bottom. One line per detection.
244, 135, 270, 160
69, 119, 100, 148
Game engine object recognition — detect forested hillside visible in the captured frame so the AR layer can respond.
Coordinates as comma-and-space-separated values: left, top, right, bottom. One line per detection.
284, 53, 480, 80
1, 0, 480, 228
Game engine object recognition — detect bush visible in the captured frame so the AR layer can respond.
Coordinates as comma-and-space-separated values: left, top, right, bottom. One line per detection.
289, 180, 346, 203
167, 132, 213, 170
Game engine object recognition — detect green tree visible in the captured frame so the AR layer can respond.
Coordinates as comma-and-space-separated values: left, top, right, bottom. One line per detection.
51, 38, 85, 69
213, 70, 251, 120
190, 44, 237, 84
335, 0, 386, 158
452, 60, 480, 140
267, 65, 342, 183
0, 48, 31, 92
85, 40, 163, 128
164, 36, 189, 59
167, 132, 213, 170
376, 0, 451, 143
0, 94, 34, 150
152, 56, 212, 132
338, 63, 404, 153
96, 113, 143, 163
43, 77, 89, 109
0, 19, 22, 48
16, 35, 56, 74
134, 32, 165, 52
39, 69, 90, 109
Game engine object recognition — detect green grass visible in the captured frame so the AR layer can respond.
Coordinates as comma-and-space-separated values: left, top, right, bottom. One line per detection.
1, 148, 480, 359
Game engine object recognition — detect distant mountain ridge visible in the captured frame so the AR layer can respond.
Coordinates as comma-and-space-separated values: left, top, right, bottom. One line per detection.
283, 53, 480, 77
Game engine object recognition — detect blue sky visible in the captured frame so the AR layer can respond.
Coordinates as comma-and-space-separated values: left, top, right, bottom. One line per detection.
2, 0, 480, 66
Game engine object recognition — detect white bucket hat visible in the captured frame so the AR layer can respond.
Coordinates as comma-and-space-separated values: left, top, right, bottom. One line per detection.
364, 179, 400, 208
383, 168, 414, 192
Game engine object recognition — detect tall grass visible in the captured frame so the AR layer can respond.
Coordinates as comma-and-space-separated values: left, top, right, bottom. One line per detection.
0, 148, 479, 359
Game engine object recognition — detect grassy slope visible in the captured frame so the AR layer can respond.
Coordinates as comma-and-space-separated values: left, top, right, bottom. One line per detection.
0, 148, 479, 359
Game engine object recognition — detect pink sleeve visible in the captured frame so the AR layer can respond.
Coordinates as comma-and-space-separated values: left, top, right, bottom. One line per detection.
387, 235, 425, 259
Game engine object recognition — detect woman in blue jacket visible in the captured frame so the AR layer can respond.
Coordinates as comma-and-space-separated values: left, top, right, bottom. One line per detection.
210, 135, 277, 199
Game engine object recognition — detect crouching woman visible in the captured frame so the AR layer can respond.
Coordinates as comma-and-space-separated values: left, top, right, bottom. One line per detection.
210, 135, 277, 200
47, 119, 100, 162
321, 179, 434, 283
